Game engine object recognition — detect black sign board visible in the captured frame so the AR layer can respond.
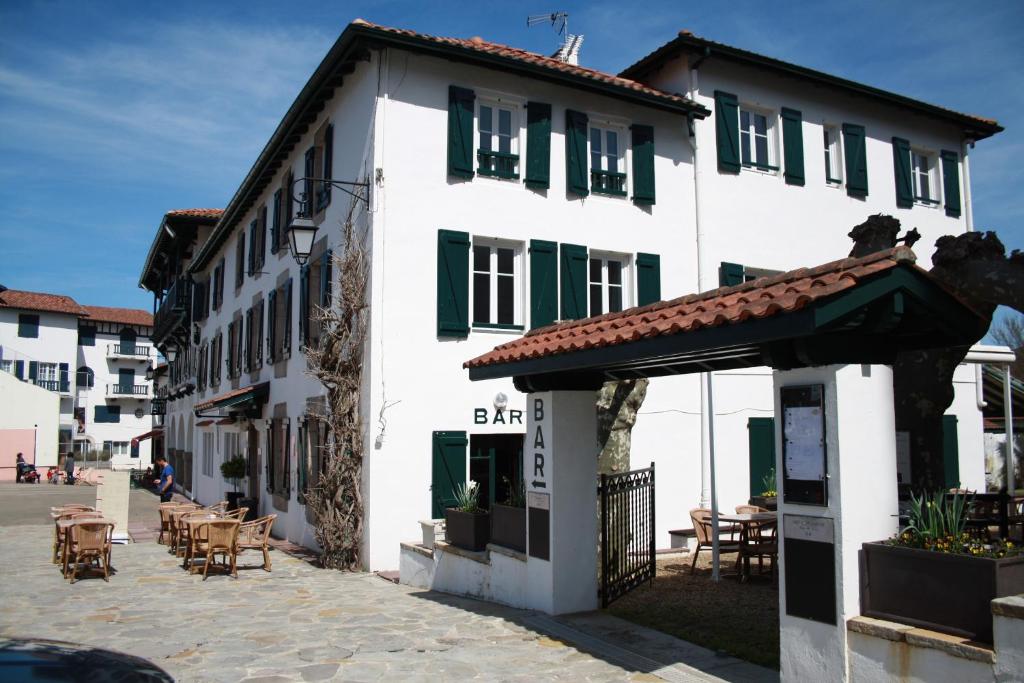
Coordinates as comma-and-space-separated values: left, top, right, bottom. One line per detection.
783, 515, 836, 625
527, 491, 550, 560
780, 384, 828, 506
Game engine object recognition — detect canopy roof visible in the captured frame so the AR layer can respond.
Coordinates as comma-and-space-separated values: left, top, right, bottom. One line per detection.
193, 383, 270, 418
465, 247, 987, 392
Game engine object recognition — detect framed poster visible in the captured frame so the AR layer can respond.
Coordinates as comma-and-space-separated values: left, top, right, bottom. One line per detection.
781, 384, 827, 505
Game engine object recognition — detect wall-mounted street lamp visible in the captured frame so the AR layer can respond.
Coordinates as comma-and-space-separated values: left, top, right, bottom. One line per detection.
145, 365, 155, 382
287, 216, 319, 267
286, 175, 370, 266
162, 346, 178, 363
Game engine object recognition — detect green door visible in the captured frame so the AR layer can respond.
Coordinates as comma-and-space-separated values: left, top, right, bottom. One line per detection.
748, 417, 776, 498
432, 431, 467, 518
942, 414, 960, 489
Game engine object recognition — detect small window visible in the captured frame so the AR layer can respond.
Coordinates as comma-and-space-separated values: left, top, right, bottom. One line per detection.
0, 360, 12, 375
912, 151, 940, 206
76, 366, 94, 388
740, 108, 776, 171
94, 405, 121, 424
471, 241, 522, 329
589, 255, 629, 317
477, 100, 520, 179
38, 362, 57, 384
18, 314, 39, 338
78, 325, 96, 346
823, 126, 842, 184
590, 125, 626, 195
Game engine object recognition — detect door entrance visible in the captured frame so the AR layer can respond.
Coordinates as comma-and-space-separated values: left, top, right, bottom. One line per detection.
247, 426, 260, 498
470, 434, 524, 509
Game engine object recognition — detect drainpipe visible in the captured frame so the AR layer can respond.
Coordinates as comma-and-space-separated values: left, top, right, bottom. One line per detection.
961, 138, 990, 412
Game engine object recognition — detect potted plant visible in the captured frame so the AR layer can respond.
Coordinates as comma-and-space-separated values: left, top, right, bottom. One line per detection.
491, 475, 526, 552
220, 456, 247, 510
862, 490, 1024, 643
445, 481, 490, 552
749, 467, 777, 510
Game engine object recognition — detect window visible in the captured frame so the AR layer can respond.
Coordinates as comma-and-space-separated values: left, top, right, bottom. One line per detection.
38, 362, 57, 384
590, 125, 626, 195
18, 314, 39, 338
478, 100, 519, 179
210, 331, 222, 386
94, 405, 121, 423
103, 441, 129, 457
912, 151, 940, 206
235, 233, 245, 288
76, 366, 94, 388
271, 189, 282, 254
588, 255, 629, 317
223, 432, 240, 468
78, 325, 96, 346
202, 432, 215, 477
740, 108, 776, 171
268, 416, 290, 496
227, 321, 238, 379
472, 242, 522, 329
0, 360, 12, 375
213, 258, 225, 309
823, 126, 842, 184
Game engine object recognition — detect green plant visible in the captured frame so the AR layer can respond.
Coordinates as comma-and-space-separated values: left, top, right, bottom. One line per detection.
453, 480, 482, 513
905, 489, 969, 540
220, 456, 247, 493
502, 475, 526, 508
760, 466, 777, 497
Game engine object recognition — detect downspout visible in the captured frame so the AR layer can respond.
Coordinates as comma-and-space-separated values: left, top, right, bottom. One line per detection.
962, 137, 989, 412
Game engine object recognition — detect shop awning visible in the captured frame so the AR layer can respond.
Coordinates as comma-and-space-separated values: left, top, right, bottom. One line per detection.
193, 382, 270, 418
130, 428, 163, 447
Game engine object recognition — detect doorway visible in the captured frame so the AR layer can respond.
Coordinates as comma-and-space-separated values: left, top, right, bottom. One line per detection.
470, 434, 524, 509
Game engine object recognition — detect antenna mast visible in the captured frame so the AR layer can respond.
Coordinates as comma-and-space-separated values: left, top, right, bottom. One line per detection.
527, 11, 582, 64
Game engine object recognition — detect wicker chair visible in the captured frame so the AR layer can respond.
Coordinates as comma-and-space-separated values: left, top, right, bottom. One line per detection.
53, 511, 98, 564
738, 521, 778, 581
237, 514, 277, 571
182, 511, 217, 569
208, 501, 229, 513
223, 507, 249, 521
689, 508, 741, 574
66, 521, 114, 583
157, 503, 180, 545
192, 520, 240, 580
735, 504, 768, 514
169, 505, 201, 556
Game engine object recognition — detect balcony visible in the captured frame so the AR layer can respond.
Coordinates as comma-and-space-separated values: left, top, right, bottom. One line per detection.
106, 343, 153, 361
106, 383, 151, 399
152, 276, 191, 346
33, 379, 70, 394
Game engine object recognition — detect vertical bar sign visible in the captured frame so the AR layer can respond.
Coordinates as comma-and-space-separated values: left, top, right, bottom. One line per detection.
527, 393, 551, 560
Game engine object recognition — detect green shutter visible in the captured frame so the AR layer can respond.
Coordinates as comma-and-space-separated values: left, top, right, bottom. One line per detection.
714, 90, 740, 174
565, 109, 589, 196
14, 360, 24, 380
892, 137, 913, 208
636, 253, 661, 306
432, 431, 467, 518
748, 418, 776, 498
942, 414, 960, 489
266, 289, 277, 363
631, 124, 656, 204
320, 249, 333, 309
59, 363, 69, 392
299, 265, 309, 344
437, 229, 470, 337
720, 262, 745, 287
526, 102, 552, 189
842, 123, 869, 197
560, 243, 588, 320
271, 189, 281, 254
28, 361, 37, 382
530, 239, 558, 329
18, 314, 39, 338
940, 150, 961, 218
781, 108, 804, 186
448, 86, 475, 179
284, 277, 293, 351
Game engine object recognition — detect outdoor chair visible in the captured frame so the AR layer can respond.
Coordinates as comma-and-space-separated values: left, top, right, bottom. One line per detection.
208, 501, 229, 513
735, 504, 768, 514
52, 511, 98, 564
689, 508, 741, 574
66, 521, 114, 583
169, 505, 200, 556
157, 503, 180, 545
192, 519, 240, 580
182, 510, 217, 569
223, 507, 249, 521
237, 514, 277, 571
738, 522, 778, 581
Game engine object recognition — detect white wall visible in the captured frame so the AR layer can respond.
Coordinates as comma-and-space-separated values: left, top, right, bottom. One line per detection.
0, 308, 79, 429
0, 368, 61, 468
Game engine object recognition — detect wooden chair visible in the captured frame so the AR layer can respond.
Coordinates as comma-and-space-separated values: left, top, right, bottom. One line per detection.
53, 512, 97, 564
237, 514, 277, 571
223, 507, 249, 521
735, 504, 768, 514
182, 511, 217, 569
689, 508, 741, 574
738, 521, 778, 581
192, 520, 240, 580
169, 505, 200, 556
157, 503, 180, 545
67, 521, 114, 583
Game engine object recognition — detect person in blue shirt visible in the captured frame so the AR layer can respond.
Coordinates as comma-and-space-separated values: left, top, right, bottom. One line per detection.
153, 455, 174, 503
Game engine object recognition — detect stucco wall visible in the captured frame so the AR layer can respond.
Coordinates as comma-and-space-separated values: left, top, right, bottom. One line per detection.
0, 369, 60, 469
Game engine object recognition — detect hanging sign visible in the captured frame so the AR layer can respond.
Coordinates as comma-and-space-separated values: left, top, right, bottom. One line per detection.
781, 384, 828, 506
527, 394, 550, 560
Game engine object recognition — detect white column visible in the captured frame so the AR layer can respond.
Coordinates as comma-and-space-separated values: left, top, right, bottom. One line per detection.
524, 390, 599, 615
774, 364, 899, 683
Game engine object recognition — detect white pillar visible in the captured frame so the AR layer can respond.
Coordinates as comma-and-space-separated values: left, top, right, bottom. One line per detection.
524, 390, 599, 615
774, 364, 899, 683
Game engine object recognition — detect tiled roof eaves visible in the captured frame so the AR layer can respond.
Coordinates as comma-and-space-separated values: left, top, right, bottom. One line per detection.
138, 209, 222, 291
619, 33, 1003, 140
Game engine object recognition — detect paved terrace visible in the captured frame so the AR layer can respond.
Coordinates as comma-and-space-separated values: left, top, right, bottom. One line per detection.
0, 484, 775, 682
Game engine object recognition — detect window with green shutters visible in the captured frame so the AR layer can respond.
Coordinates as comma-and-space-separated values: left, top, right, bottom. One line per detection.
298, 264, 309, 345
477, 99, 520, 180
631, 124, 656, 204
59, 363, 69, 393
94, 405, 121, 424
78, 325, 96, 346
714, 90, 740, 174
283, 277, 293, 354
942, 414, 960, 489
448, 86, 475, 179
235, 233, 246, 287
525, 102, 552, 189
842, 123, 868, 197
17, 314, 39, 338
267, 289, 277, 363
720, 262, 746, 287
271, 190, 282, 254
748, 417, 776, 498
636, 253, 661, 306
559, 243, 588, 320
780, 108, 804, 186
437, 229, 470, 337
940, 150, 961, 218
565, 110, 589, 196
892, 137, 913, 208
431, 431, 467, 518
530, 239, 558, 329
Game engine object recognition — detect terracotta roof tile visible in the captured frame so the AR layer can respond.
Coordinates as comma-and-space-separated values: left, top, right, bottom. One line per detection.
0, 289, 87, 316
193, 385, 255, 413
82, 305, 153, 327
465, 247, 918, 369
166, 208, 223, 219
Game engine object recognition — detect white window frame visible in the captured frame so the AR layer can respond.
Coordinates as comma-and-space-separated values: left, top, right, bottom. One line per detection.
588, 251, 632, 317
911, 148, 940, 208
823, 124, 843, 185
0, 359, 12, 375
739, 105, 779, 174
38, 362, 57, 382
110, 441, 129, 457
588, 115, 629, 197
470, 237, 524, 331
475, 92, 524, 182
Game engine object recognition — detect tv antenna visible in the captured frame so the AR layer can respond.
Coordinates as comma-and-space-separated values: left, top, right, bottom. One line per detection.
528, 11, 582, 64
527, 11, 569, 36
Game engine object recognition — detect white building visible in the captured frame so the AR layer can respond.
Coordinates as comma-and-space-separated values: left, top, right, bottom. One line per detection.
140, 20, 1002, 571
0, 287, 157, 470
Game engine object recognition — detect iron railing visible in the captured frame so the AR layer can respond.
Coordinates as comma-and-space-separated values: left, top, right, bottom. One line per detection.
106, 383, 150, 397
591, 169, 627, 196
153, 276, 191, 345
107, 343, 152, 358
477, 150, 520, 179
599, 463, 656, 608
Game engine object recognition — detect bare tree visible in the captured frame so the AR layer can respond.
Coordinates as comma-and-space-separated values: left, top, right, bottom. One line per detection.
990, 313, 1024, 379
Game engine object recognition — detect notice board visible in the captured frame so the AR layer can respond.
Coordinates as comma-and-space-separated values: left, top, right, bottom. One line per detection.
780, 384, 827, 506
783, 515, 836, 625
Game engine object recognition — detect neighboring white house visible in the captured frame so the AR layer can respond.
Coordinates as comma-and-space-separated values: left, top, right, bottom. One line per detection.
0, 287, 156, 470
140, 20, 1002, 571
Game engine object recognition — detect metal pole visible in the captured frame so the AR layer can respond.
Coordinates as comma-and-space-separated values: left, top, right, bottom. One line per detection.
708, 372, 721, 582
1006, 366, 1016, 494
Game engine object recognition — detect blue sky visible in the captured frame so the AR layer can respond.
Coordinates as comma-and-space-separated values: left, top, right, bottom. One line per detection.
1, 0, 1021, 331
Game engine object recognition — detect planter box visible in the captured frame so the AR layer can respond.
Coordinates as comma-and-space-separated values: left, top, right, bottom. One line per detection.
862, 541, 1024, 643
490, 504, 526, 553
237, 496, 259, 522
225, 491, 244, 510
445, 508, 490, 552
749, 495, 777, 510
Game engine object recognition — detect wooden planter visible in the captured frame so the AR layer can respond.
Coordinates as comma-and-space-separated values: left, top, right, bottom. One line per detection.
749, 495, 777, 510
445, 509, 490, 552
490, 504, 526, 552
862, 542, 1024, 643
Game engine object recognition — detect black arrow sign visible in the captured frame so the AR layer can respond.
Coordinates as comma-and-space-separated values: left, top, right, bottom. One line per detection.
531, 480, 547, 489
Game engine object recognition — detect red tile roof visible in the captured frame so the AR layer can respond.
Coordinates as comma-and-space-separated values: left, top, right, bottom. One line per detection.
352, 19, 698, 111
166, 208, 223, 219
0, 289, 87, 316
82, 305, 153, 328
465, 247, 918, 370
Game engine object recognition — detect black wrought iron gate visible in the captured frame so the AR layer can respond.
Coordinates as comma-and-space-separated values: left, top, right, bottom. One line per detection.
599, 463, 655, 607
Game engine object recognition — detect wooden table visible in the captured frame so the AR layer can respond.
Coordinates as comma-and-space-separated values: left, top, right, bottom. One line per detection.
719, 512, 777, 580
57, 517, 111, 578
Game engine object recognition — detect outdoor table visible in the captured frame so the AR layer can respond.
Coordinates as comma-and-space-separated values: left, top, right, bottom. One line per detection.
57, 517, 110, 578
718, 512, 777, 580
182, 512, 224, 570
